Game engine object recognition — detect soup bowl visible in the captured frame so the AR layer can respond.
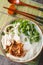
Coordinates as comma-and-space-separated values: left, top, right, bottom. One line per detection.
0, 17, 43, 63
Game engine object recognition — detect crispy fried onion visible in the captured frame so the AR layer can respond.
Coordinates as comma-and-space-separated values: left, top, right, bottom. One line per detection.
5, 40, 26, 57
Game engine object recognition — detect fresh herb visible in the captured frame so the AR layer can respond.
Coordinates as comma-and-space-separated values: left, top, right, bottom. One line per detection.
18, 33, 20, 36
10, 21, 15, 24
10, 19, 40, 43
10, 19, 23, 24
18, 19, 40, 43
11, 31, 15, 34
18, 20, 31, 36
1, 32, 5, 35
6, 26, 13, 32
24, 38, 27, 41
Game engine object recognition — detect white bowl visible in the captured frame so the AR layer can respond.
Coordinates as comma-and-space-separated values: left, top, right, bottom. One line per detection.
0, 17, 43, 63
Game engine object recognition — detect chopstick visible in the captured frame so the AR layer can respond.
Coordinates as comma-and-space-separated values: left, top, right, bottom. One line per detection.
3, 6, 43, 24
20, 1, 43, 12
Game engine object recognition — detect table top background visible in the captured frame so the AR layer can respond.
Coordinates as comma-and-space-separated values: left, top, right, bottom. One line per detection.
33, 0, 43, 4
0, 0, 43, 65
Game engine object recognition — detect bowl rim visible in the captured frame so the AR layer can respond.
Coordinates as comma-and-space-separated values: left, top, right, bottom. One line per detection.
0, 17, 43, 63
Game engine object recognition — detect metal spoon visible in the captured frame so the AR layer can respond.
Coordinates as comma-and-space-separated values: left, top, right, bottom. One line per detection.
8, 0, 43, 11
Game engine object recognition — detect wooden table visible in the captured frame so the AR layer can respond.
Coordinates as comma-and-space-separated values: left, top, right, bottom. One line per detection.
39, 49, 43, 65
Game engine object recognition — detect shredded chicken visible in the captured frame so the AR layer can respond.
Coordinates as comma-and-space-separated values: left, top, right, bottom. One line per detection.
6, 40, 26, 57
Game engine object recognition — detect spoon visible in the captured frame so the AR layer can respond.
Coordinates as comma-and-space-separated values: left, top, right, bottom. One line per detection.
3, 5, 43, 24
8, 0, 43, 11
